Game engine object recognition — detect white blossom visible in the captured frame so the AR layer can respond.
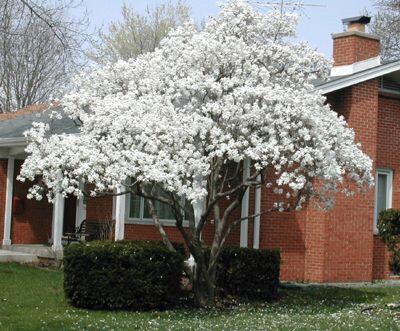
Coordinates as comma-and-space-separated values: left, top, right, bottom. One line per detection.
18, 0, 373, 210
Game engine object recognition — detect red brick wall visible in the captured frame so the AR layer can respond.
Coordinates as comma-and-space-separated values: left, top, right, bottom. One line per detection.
377, 94, 400, 186
320, 193, 376, 282
263, 211, 306, 281
124, 221, 241, 246
0, 159, 7, 243
259, 80, 382, 282
86, 195, 113, 221
373, 236, 391, 279
373, 93, 400, 279
333, 34, 380, 66
125, 223, 185, 243
303, 207, 327, 282
11, 160, 53, 244
259, 187, 307, 282
316, 80, 379, 282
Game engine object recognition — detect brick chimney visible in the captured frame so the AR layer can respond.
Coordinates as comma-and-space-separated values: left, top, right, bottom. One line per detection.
332, 16, 380, 66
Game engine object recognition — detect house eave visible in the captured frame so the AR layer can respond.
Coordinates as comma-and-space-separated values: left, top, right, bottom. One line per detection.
0, 137, 27, 147
316, 61, 400, 94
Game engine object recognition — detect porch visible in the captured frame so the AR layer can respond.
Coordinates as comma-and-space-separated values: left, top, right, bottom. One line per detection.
1, 158, 125, 259
0, 247, 39, 263
0, 244, 63, 264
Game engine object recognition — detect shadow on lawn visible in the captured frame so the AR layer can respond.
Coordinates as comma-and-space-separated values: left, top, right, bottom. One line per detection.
276, 284, 385, 311
171, 284, 386, 314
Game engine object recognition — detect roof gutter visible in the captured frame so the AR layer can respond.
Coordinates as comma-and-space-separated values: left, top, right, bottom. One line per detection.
0, 137, 27, 147
0, 129, 81, 148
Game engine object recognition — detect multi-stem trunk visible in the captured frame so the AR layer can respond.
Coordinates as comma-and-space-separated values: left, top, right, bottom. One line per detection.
192, 255, 217, 307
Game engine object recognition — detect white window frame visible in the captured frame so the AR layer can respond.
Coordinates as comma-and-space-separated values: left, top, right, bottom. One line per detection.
374, 169, 393, 234
125, 193, 189, 227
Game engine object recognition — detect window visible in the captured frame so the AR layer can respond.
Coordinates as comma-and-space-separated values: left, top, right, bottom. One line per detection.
128, 194, 176, 221
380, 76, 400, 95
126, 186, 191, 225
374, 169, 393, 232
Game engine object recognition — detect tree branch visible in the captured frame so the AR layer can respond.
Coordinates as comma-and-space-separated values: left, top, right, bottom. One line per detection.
19, 0, 66, 48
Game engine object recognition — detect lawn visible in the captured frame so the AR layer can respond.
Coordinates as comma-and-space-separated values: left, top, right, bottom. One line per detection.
0, 263, 400, 331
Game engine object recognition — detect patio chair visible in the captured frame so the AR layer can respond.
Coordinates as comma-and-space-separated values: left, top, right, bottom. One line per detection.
62, 220, 89, 244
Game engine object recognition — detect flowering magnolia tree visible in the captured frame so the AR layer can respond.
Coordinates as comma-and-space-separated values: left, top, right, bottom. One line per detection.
19, 0, 373, 306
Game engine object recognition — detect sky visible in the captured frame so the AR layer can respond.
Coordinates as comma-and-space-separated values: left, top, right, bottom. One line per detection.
78, 0, 377, 59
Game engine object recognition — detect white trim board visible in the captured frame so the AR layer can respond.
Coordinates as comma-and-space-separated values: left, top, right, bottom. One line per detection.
2, 157, 15, 246
253, 174, 261, 249
374, 169, 393, 234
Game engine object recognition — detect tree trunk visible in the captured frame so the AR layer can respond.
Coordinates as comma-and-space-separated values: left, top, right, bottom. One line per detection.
192, 260, 217, 308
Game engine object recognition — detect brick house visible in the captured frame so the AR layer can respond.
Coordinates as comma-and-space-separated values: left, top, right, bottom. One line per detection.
0, 16, 399, 282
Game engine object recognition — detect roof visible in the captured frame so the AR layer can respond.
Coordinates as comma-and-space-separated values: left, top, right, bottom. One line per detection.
0, 104, 79, 146
0, 104, 49, 122
315, 60, 400, 94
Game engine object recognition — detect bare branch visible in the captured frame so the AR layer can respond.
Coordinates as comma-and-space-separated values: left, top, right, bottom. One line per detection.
19, 0, 66, 48
0, 0, 89, 113
89, 0, 191, 64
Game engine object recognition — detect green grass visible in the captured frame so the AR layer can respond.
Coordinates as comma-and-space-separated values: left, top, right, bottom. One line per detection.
1, 263, 400, 331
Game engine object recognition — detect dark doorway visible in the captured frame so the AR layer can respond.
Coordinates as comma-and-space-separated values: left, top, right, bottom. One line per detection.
63, 196, 77, 234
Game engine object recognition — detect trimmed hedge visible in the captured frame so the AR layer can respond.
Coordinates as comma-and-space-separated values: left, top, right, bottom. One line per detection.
216, 247, 280, 301
378, 209, 400, 275
63, 240, 184, 310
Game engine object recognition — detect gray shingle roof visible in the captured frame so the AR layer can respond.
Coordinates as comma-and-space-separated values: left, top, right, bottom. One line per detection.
0, 106, 79, 140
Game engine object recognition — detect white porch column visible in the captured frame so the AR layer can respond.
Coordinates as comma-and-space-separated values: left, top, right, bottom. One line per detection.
253, 174, 261, 249
51, 191, 65, 252
2, 157, 15, 246
114, 185, 126, 241
240, 158, 250, 248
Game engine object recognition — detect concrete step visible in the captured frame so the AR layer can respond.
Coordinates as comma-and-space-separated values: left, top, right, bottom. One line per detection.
6, 245, 57, 259
0, 249, 39, 263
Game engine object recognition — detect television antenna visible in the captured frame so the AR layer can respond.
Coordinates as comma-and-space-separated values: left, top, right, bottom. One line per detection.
248, 1, 326, 15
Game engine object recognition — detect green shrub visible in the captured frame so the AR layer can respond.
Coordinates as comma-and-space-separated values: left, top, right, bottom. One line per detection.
377, 209, 400, 275
390, 253, 400, 275
216, 247, 280, 301
63, 240, 184, 310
